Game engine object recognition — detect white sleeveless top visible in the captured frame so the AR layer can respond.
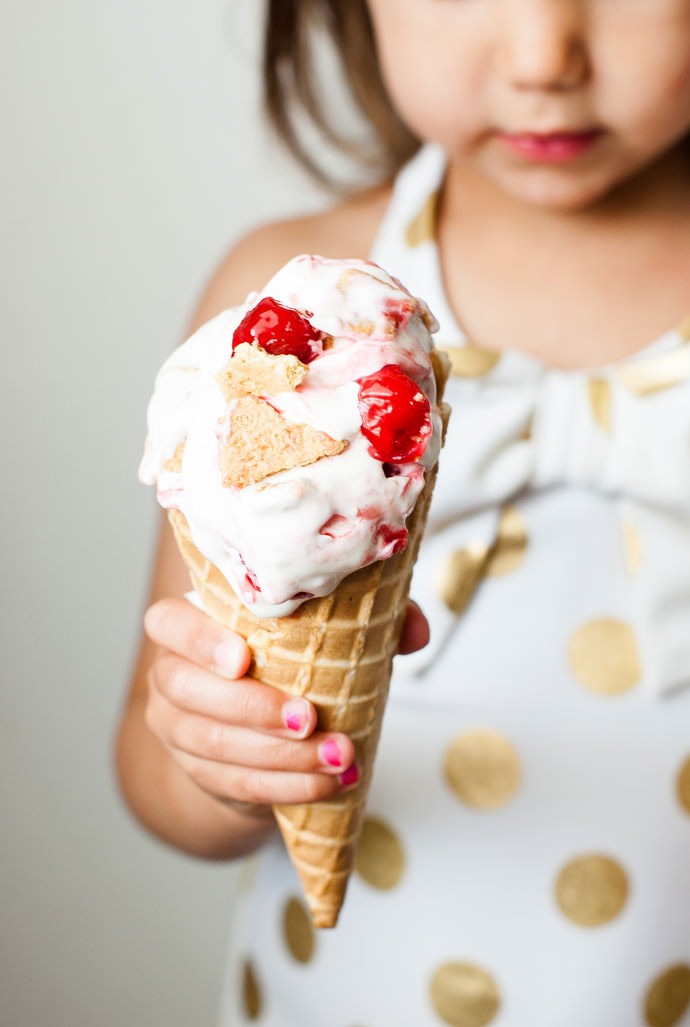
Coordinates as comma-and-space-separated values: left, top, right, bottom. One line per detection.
219, 144, 690, 1027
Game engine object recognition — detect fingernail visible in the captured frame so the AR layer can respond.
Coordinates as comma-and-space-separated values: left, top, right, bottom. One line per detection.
214, 638, 244, 676
319, 737, 345, 769
281, 699, 310, 736
339, 762, 360, 789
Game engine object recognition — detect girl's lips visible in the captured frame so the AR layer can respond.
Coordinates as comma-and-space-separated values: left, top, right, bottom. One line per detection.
497, 130, 602, 163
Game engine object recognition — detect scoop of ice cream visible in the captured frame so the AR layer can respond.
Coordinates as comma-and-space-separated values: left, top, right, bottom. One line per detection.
139, 254, 444, 617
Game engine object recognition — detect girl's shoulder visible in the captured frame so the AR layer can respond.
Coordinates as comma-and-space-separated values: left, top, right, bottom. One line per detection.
188, 184, 393, 333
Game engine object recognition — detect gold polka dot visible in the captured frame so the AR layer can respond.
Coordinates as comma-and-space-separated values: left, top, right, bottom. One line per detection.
520, 417, 533, 441
621, 517, 643, 576
283, 895, 315, 964
242, 959, 262, 1020
555, 854, 629, 927
644, 964, 690, 1027
568, 618, 641, 695
430, 961, 501, 1027
588, 379, 612, 431
485, 506, 528, 577
405, 190, 438, 247
675, 756, 690, 815
436, 545, 489, 615
444, 730, 521, 809
443, 346, 501, 378
355, 816, 405, 890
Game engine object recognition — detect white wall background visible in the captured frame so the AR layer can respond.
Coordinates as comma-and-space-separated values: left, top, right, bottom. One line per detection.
1, 3, 341, 1024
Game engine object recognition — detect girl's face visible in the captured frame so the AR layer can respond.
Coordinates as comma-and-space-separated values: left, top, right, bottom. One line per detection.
365, 0, 690, 209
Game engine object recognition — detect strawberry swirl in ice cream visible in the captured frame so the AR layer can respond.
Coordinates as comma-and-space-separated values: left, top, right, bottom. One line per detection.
139, 255, 444, 618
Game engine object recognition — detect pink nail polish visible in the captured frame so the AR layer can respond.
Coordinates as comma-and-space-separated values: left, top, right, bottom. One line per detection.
282, 699, 309, 734
319, 738, 343, 768
339, 762, 359, 788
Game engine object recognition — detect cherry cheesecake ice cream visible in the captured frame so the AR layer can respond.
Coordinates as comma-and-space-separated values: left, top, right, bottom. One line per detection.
139, 255, 446, 617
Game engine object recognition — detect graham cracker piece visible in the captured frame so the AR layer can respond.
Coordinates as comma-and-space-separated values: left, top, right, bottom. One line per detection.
335, 267, 385, 294
219, 395, 347, 488
164, 441, 186, 473
347, 320, 376, 336
216, 343, 308, 402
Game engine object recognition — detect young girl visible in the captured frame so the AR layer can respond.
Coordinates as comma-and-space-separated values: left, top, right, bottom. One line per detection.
117, 1, 690, 1024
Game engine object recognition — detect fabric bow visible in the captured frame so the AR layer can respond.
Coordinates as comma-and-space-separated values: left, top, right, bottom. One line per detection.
399, 331, 690, 697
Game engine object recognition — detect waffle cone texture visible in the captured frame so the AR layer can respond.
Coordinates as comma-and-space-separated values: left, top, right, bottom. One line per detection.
168, 358, 450, 928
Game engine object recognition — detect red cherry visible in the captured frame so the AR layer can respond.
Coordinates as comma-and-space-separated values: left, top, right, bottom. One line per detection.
357, 364, 432, 463
232, 297, 321, 363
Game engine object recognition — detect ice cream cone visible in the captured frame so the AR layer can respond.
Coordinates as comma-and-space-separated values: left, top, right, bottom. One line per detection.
140, 255, 452, 926
167, 366, 449, 928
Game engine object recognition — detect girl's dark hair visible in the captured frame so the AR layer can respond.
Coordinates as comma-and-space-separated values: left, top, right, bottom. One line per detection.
263, 0, 419, 190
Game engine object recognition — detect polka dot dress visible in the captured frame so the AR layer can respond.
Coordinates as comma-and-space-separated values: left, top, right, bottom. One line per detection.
218, 144, 690, 1027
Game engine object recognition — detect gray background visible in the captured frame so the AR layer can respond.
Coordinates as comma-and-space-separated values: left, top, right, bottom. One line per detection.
1, 2, 352, 1024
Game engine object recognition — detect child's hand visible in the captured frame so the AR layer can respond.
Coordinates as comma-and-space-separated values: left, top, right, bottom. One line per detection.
143, 597, 428, 815
398, 599, 430, 655
144, 598, 358, 814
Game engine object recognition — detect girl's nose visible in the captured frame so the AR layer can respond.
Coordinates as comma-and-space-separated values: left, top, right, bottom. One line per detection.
497, 0, 589, 92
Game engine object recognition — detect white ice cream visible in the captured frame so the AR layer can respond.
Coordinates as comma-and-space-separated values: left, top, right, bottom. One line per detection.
139, 255, 443, 617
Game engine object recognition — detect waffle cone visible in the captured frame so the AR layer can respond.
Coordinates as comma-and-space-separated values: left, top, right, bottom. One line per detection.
168, 358, 450, 928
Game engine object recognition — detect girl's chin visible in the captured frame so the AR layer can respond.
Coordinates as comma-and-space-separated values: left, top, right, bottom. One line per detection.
486, 164, 622, 212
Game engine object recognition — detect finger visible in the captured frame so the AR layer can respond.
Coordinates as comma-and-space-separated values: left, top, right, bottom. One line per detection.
397, 599, 430, 654
173, 750, 358, 807
164, 711, 354, 775
147, 681, 350, 771
148, 652, 318, 739
145, 597, 251, 679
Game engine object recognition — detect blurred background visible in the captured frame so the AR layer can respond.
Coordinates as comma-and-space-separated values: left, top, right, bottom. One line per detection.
1, 2, 352, 1023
